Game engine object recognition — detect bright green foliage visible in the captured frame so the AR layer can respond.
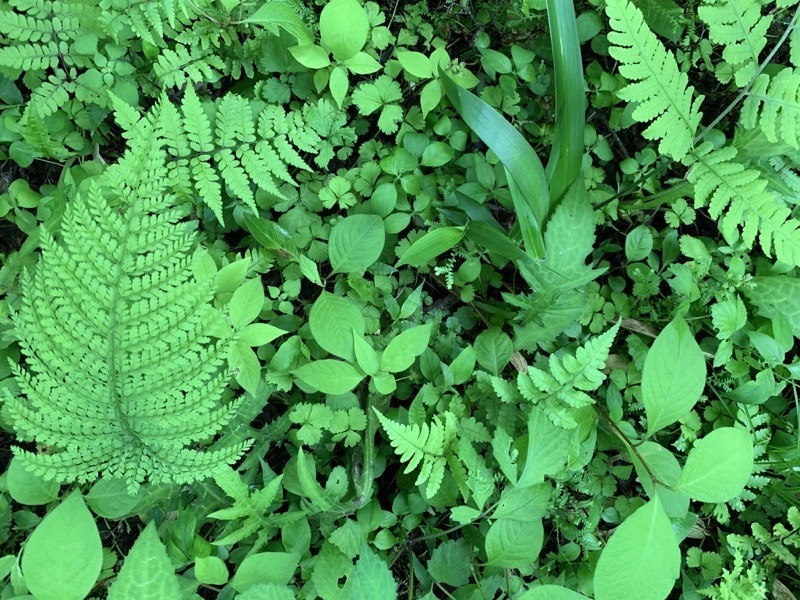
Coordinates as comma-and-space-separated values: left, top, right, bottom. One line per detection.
687, 143, 800, 266
605, 0, 703, 160
107, 522, 180, 600
2, 102, 249, 490
698, 0, 772, 87
744, 276, 800, 336
517, 320, 620, 428
373, 409, 459, 497
741, 68, 800, 148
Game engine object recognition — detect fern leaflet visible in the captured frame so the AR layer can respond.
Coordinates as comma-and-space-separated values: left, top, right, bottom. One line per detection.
741, 68, 800, 149
605, 0, 704, 160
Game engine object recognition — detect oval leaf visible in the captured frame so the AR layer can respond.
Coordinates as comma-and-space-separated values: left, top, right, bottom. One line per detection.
292, 360, 365, 395
485, 518, 543, 569
329, 214, 385, 274
519, 586, 591, 600
380, 324, 433, 373
396, 227, 465, 267
593, 497, 680, 600
22, 493, 103, 600
642, 317, 706, 436
674, 427, 753, 503
320, 0, 369, 61
309, 292, 365, 362
7, 457, 59, 506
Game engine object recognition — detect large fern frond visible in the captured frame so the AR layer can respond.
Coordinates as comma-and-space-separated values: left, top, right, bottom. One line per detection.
605, 0, 704, 160
2, 101, 249, 491
741, 69, 800, 149
698, 0, 772, 88
687, 142, 800, 266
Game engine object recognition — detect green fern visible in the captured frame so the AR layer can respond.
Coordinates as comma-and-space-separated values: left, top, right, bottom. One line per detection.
517, 320, 620, 429
605, 0, 704, 160
741, 68, 800, 149
373, 409, 459, 498
698, 0, 772, 88
687, 142, 800, 266
1, 100, 250, 491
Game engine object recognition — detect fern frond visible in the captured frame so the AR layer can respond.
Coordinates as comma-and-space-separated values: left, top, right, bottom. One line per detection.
741, 69, 800, 149
517, 321, 620, 428
153, 44, 227, 88
2, 101, 250, 492
605, 0, 703, 160
687, 142, 800, 266
698, 0, 772, 88
373, 409, 458, 497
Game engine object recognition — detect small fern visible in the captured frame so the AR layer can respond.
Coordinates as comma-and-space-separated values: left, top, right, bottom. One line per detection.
373, 408, 459, 498
698, 0, 772, 88
517, 320, 620, 428
605, 0, 704, 160
687, 142, 800, 266
1, 100, 250, 491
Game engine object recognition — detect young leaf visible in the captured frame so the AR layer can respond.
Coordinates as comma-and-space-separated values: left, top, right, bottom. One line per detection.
346, 547, 398, 600
309, 292, 366, 362
593, 497, 680, 600
396, 226, 465, 267
353, 333, 380, 376
329, 214, 385, 274
380, 324, 433, 373
642, 317, 706, 436
108, 522, 181, 600
230, 278, 264, 330
485, 518, 544, 569
674, 427, 753, 502
231, 552, 298, 591
292, 360, 365, 395
320, 0, 370, 61
473, 328, 513, 375
518, 586, 591, 600
7, 457, 59, 506
22, 493, 103, 600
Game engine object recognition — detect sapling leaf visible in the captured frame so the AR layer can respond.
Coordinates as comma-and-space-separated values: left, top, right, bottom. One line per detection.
309, 292, 366, 362
329, 214, 385, 274
107, 522, 180, 600
292, 360, 365, 395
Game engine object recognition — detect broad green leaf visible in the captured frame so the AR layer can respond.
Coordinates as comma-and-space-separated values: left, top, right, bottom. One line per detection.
296, 448, 335, 512
7, 457, 59, 505
292, 360, 365, 395
593, 497, 680, 600
230, 278, 264, 329
346, 547, 398, 600
642, 317, 706, 436
625, 225, 653, 261
245, 2, 313, 44
329, 214, 385, 274
320, 0, 369, 61
344, 52, 382, 74
396, 226, 465, 266
491, 483, 551, 521
289, 45, 331, 69
485, 518, 544, 569
473, 327, 513, 375
674, 427, 753, 502
634, 442, 689, 519
237, 583, 296, 600
421, 142, 454, 167
243, 216, 297, 257
239, 323, 287, 347
372, 371, 397, 394
396, 50, 433, 78
0, 556, 14, 581
85, 478, 146, 519
194, 556, 229, 585
441, 72, 548, 258
466, 220, 533, 265
517, 408, 570, 487
519, 586, 591, 600
229, 340, 262, 396
353, 333, 380, 376
744, 276, 800, 338
381, 324, 433, 373
108, 522, 180, 600
329, 66, 349, 108
22, 493, 103, 600
231, 552, 298, 591
309, 292, 366, 362
449, 345, 476, 385
427, 539, 471, 588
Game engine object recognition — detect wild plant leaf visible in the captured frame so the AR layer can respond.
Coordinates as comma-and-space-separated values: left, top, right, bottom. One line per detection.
380, 324, 433, 373
485, 517, 544, 569
345, 547, 398, 600
292, 360, 365, 395
329, 214, 385, 274
396, 226, 465, 266
309, 292, 366, 362
107, 522, 180, 600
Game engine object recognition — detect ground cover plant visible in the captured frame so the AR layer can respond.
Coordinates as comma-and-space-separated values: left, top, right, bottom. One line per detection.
0, 0, 798, 598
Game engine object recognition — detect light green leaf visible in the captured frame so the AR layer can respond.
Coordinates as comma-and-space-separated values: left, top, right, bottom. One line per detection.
108, 522, 180, 600
674, 427, 753, 503
85, 478, 143, 519
7, 457, 59, 505
230, 279, 264, 329
289, 44, 331, 69
320, 0, 370, 61
296, 448, 334, 512
420, 80, 442, 117
642, 317, 706, 436
625, 225, 653, 261
245, 2, 313, 44
396, 51, 433, 78
309, 292, 366, 362
231, 553, 298, 591
239, 323, 287, 347
396, 226, 465, 266
381, 324, 433, 373
344, 52, 382, 74
299, 254, 322, 286
237, 583, 296, 600
441, 72, 548, 258
427, 539, 471, 588
329, 66, 349, 108
372, 371, 397, 395
292, 360, 365, 395
449, 345, 476, 385
346, 547, 398, 600
491, 483, 551, 521
474, 327, 513, 375
634, 442, 689, 519
517, 408, 570, 488
22, 493, 103, 600
485, 518, 543, 569
244, 216, 297, 257
353, 333, 380, 376
229, 340, 262, 396
421, 142, 455, 167
518, 585, 591, 600
593, 497, 680, 600
329, 214, 385, 274
194, 556, 229, 585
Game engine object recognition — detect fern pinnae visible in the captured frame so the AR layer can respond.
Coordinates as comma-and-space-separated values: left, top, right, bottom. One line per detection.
741, 68, 800, 149
605, 0, 704, 160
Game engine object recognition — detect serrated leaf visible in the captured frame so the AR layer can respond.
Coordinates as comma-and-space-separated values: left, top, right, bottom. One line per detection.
485, 517, 543, 569
674, 427, 753, 502
346, 547, 398, 600
108, 522, 180, 600
427, 539, 471, 587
